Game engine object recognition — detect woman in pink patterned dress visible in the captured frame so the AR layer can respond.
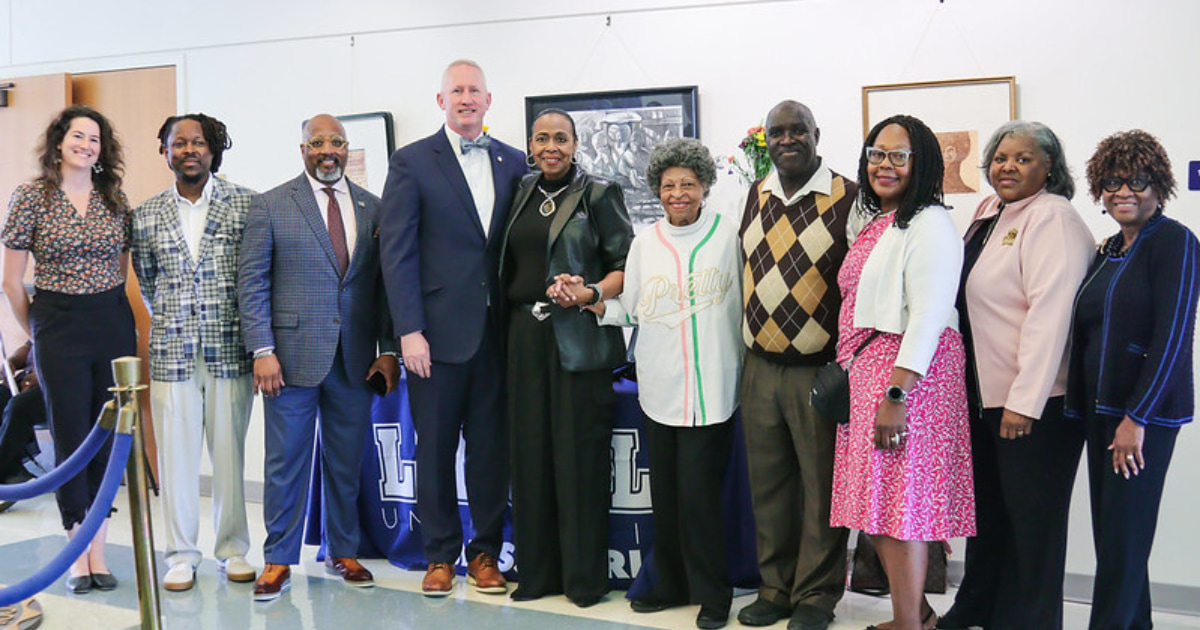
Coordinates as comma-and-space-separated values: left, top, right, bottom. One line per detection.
830, 115, 975, 630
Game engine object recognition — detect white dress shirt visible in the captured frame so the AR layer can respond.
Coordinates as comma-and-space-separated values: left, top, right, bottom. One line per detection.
444, 125, 496, 236
304, 171, 358, 261
172, 175, 215, 263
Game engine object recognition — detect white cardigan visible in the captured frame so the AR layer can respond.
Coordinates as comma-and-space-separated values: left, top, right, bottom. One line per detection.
852, 205, 963, 376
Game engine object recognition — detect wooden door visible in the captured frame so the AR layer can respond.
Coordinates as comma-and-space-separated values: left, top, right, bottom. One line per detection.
0, 73, 72, 353
73, 66, 177, 477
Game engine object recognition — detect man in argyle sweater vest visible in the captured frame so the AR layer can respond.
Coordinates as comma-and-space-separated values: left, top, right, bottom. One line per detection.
735, 101, 857, 630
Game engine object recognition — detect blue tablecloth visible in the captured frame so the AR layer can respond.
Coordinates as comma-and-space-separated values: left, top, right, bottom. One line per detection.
305, 375, 760, 593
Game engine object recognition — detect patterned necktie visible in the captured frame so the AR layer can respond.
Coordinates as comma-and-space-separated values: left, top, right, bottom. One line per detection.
323, 187, 349, 275
460, 134, 491, 154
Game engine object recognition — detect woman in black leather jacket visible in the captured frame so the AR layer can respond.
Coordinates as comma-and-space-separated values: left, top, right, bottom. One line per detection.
498, 108, 632, 607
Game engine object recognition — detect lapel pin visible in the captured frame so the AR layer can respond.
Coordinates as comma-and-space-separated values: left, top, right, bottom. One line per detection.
498, 156, 503, 163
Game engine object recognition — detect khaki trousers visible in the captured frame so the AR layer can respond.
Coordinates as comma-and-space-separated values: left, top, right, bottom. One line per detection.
740, 352, 848, 613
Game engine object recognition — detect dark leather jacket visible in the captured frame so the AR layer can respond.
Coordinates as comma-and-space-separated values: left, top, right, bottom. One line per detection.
499, 168, 633, 372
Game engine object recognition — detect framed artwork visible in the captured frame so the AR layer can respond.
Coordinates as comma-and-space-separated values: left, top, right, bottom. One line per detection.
337, 111, 396, 197
525, 86, 699, 230
862, 77, 1015, 203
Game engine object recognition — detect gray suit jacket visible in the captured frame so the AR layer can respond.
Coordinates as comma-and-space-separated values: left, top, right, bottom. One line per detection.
238, 173, 396, 388
132, 176, 256, 382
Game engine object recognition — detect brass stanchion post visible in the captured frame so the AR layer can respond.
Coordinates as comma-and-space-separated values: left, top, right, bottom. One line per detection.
111, 357, 161, 630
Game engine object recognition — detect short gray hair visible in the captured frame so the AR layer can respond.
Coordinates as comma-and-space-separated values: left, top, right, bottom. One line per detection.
442, 59, 487, 90
982, 120, 1074, 200
646, 138, 717, 196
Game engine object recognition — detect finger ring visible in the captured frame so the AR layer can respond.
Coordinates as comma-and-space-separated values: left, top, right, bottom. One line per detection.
1016, 430, 1024, 436
1126, 454, 1135, 461
889, 434, 900, 445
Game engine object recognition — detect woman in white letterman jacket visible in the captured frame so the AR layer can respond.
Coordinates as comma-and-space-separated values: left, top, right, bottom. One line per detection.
585, 138, 743, 630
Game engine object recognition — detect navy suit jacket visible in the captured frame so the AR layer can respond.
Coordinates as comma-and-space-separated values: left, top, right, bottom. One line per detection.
239, 173, 396, 388
379, 128, 526, 364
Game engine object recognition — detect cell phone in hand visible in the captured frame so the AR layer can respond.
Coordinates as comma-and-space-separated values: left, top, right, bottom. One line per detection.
368, 371, 388, 396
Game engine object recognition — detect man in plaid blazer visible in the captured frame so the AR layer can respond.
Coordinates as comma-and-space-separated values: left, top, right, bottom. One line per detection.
239, 113, 400, 602
131, 113, 258, 592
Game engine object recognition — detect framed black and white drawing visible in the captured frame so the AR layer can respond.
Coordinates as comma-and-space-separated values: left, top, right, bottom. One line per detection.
525, 86, 699, 230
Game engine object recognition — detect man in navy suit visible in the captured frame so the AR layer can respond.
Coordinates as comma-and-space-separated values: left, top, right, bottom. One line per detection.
380, 59, 526, 596
239, 114, 399, 602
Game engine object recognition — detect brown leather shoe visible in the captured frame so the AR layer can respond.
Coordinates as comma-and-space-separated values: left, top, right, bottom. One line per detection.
422, 562, 455, 597
324, 556, 374, 588
466, 553, 506, 594
253, 564, 291, 602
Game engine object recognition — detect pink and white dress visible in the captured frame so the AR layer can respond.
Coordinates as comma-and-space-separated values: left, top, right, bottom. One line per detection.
830, 212, 976, 541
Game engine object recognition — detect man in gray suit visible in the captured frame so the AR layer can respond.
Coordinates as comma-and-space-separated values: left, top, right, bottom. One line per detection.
132, 113, 257, 592
239, 113, 399, 602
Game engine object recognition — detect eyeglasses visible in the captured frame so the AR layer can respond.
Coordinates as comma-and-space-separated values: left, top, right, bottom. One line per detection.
864, 147, 912, 167
1101, 176, 1152, 193
305, 135, 347, 150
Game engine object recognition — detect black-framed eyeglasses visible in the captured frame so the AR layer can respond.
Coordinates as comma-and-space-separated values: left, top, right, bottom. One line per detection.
864, 147, 912, 167
306, 135, 348, 150
1101, 176, 1152, 193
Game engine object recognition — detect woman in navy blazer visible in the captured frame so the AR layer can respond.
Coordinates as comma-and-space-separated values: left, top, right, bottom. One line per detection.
1066, 129, 1198, 630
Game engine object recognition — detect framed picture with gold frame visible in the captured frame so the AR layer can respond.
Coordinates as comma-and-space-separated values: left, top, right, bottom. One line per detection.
862, 76, 1015, 207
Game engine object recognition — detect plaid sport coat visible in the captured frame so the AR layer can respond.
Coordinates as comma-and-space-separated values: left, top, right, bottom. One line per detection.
132, 176, 256, 382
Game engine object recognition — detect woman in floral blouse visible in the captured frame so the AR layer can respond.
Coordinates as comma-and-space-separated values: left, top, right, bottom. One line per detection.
1, 105, 136, 594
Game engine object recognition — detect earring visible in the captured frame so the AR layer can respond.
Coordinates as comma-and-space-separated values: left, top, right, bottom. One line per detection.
525, 154, 536, 168
92, 162, 104, 174
570, 154, 579, 165
52, 153, 62, 165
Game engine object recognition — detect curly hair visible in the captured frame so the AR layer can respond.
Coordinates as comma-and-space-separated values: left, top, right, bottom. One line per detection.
857, 114, 944, 229
646, 138, 717, 197
982, 120, 1074, 200
1085, 129, 1176, 206
36, 105, 125, 213
157, 113, 233, 173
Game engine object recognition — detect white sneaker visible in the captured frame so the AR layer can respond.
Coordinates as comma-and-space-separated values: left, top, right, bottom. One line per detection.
220, 556, 257, 583
163, 564, 195, 592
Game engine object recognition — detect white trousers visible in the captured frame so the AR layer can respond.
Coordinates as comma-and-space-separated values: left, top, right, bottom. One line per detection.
150, 356, 254, 568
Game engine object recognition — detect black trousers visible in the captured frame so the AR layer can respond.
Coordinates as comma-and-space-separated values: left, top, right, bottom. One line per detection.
950, 399, 1084, 630
1085, 415, 1178, 630
0, 384, 45, 480
30, 287, 136, 529
406, 314, 509, 563
644, 416, 734, 608
507, 306, 613, 601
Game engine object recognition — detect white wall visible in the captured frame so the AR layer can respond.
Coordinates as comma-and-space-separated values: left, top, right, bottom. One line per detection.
3, 0, 1198, 588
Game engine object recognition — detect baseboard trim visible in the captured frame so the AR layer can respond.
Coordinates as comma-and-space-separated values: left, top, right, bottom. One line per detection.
948, 559, 1200, 617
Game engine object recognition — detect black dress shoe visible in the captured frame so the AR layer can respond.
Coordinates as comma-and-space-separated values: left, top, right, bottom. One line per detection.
66, 575, 92, 594
697, 603, 730, 629
935, 604, 984, 629
737, 598, 792, 626
570, 593, 603, 608
788, 604, 834, 630
91, 572, 118, 591
509, 588, 545, 602
630, 593, 687, 613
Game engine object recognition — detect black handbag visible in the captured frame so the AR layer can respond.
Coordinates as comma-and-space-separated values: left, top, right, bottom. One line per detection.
809, 331, 882, 425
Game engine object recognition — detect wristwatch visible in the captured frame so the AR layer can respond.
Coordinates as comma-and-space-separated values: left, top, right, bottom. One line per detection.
585, 283, 603, 306
884, 385, 908, 405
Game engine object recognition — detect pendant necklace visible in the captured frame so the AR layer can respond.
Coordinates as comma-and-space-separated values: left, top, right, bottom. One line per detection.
537, 185, 568, 217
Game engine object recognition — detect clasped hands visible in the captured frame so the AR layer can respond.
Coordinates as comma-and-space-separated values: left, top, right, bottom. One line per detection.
547, 273, 600, 313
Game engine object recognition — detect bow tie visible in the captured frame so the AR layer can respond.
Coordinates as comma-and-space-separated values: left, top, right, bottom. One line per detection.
460, 135, 491, 154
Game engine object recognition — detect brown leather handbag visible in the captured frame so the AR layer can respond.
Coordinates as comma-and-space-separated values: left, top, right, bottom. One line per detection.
848, 531, 948, 595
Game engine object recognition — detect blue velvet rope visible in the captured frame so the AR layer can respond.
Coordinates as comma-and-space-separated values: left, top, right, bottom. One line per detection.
0, 432, 132, 607
0, 421, 113, 502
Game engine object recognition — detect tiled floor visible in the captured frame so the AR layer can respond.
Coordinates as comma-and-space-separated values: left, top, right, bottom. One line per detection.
2, 488, 1198, 630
